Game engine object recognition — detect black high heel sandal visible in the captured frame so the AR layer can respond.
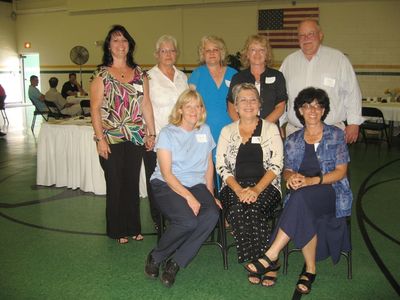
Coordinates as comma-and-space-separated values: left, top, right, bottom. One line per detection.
296, 270, 317, 295
244, 255, 280, 276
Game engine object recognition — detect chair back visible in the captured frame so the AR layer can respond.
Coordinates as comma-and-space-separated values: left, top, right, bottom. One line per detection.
44, 100, 69, 119
80, 99, 91, 116
29, 97, 49, 120
362, 107, 385, 121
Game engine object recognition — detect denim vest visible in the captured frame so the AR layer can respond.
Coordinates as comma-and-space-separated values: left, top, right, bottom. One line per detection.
284, 124, 352, 217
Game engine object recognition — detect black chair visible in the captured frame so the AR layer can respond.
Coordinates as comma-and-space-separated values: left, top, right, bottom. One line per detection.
80, 99, 91, 117
282, 216, 352, 279
360, 107, 390, 145
44, 100, 70, 119
29, 97, 49, 132
0, 95, 9, 124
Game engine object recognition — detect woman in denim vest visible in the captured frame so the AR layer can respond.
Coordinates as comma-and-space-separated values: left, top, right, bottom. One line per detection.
245, 87, 352, 295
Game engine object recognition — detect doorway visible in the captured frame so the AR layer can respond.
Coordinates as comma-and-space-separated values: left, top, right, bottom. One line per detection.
21, 53, 40, 103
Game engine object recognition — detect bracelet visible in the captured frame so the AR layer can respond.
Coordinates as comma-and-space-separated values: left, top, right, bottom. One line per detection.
93, 135, 105, 142
318, 173, 323, 184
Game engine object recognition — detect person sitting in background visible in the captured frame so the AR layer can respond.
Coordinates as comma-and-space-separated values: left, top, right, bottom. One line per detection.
28, 75, 47, 112
61, 73, 86, 98
245, 87, 352, 295
216, 83, 283, 287
145, 89, 220, 288
45, 77, 82, 116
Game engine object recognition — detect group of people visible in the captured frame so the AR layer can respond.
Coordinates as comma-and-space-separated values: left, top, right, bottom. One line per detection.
28, 72, 87, 117
91, 19, 360, 293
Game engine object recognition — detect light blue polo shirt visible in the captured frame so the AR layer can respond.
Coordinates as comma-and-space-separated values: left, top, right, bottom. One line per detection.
150, 123, 215, 187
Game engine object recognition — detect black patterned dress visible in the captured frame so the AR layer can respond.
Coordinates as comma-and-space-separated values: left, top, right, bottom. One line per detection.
220, 120, 281, 263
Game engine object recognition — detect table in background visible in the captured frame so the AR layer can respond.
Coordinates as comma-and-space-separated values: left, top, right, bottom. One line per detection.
37, 118, 147, 196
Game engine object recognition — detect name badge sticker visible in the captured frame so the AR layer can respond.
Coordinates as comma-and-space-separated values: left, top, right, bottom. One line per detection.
251, 136, 261, 144
323, 77, 336, 88
265, 76, 276, 84
196, 134, 207, 143
225, 79, 231, 87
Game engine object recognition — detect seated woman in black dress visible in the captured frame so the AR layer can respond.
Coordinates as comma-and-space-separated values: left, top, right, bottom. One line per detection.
245, 87, 352, 295
216, 83, 283, 286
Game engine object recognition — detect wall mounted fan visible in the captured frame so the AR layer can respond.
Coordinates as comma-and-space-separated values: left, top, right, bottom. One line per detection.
69, 45, 89, 88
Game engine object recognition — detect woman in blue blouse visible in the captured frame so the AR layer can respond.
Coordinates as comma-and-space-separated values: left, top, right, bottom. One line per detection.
188, 36, 237, 147
245, 87, 352, 295
144, 89, 220, 288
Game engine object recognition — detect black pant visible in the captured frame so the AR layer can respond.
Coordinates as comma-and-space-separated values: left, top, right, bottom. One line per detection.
143, 150, 161, 227
150, 179, 220, 268
99, 142, 144, 239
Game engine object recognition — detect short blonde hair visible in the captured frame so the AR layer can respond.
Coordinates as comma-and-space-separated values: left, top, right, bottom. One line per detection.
232, 83, 262, 106
169, 88, 207, 128
240, 35, 273, 68
154, 35, 179, 57
198, 35, 228, 66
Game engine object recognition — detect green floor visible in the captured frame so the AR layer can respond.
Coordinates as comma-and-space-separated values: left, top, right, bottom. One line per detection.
0, 106, 399, 299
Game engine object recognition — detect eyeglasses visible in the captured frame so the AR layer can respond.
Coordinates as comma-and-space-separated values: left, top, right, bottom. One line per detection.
301, 103, 323, 111
238, 98, 258, 105
159, 49, 177, 55
204, 48, 220, 54
298, 31, 319, 40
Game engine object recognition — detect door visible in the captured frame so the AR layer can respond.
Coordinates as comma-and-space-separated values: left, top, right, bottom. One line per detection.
21, 53, 40, 103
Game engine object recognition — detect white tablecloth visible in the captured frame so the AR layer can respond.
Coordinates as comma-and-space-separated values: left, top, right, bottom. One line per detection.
36, 119, 147, 196
66, 96, 90, 104
362, 101, 400, 122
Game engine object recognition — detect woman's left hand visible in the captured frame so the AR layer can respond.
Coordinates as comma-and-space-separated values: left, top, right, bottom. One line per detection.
145, 135, 155, 151
240, 187, 259, 204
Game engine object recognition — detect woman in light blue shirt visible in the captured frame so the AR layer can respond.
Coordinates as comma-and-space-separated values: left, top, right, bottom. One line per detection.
144, 88, 221, 288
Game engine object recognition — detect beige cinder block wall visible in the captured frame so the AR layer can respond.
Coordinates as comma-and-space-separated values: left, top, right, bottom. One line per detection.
3, 0, 400, 99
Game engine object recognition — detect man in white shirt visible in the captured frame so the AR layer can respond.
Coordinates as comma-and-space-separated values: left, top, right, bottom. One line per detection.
45, 77, 81, 116
280, 19, 363, 143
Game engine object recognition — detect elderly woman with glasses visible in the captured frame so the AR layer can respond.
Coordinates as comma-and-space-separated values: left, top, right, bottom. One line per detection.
245, 87, 352, 295
144, 35, 188, 232
216, 83, 283, 287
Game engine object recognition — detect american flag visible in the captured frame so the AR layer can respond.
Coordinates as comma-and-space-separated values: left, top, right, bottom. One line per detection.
258, 7, 319, 48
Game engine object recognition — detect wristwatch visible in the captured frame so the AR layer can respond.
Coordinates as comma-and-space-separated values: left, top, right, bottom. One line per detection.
93, 135, 105, 142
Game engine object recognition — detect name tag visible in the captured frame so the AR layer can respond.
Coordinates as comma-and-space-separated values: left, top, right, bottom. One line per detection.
196, 134, 207, 143
265, 76, 276, 84
225, 79, 231, 87
251, 136, 261, 144
323, 77, 336, 88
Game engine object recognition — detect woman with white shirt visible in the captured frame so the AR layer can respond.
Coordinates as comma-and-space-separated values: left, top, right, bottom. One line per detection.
144, 35, 188, 231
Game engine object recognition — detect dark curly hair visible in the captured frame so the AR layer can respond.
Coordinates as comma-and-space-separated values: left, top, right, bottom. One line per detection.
294, 87, 330, 125
100, 25, 137, 68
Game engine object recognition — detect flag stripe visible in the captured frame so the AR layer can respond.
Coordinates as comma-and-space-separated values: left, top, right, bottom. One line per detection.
258, 7, 319, 48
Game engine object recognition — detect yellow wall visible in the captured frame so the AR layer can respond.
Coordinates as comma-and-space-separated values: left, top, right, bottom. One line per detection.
2, 0, 400, 99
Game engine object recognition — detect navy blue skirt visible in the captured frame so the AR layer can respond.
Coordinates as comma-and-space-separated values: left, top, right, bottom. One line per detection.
272, 184, 351, 264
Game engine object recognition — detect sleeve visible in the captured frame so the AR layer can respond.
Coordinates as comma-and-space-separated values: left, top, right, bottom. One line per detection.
334, 128, 350, 165
154, 127, 172, 152
226, 73, 240, 104
283, 135, 296, 171
188, 68, 200, 86
215, 126, 235, 183
206, 125, 216, 153
274, 71, 288, 104
262, 122, 283, 176
339, 55, 364, 125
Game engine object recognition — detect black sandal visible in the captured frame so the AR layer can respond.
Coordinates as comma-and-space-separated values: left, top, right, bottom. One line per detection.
248, 273, 262, 285
296, 270, 316, 294
261, 273, 278, 287
244, 255, 280, 275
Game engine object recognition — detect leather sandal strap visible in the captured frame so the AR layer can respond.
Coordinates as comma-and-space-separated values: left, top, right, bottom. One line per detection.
297, 279, 312, 291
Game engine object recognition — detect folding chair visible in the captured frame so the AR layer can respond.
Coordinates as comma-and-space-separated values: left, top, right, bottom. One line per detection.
360, 107, 390, 145
29, 97, 49, 132
80, 99, 91, 117
44, 100, 70, 119
0, 95, 8, 124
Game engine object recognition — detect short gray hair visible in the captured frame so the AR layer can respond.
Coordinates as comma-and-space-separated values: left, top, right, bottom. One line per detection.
154, 35, 178, 56
232, 83, 261, 105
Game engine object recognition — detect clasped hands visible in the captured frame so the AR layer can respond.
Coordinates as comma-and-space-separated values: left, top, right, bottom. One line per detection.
286, 173, 312, 190
235, 187, 260, 204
